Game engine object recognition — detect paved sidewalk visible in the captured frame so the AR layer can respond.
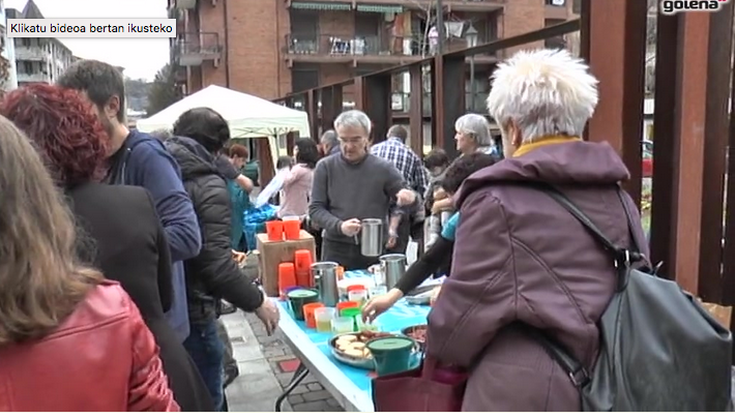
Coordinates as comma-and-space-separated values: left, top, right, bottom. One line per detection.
222, 311, 344, 412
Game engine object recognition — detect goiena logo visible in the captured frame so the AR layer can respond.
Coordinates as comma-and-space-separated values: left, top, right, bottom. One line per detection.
660, 0, 730, 15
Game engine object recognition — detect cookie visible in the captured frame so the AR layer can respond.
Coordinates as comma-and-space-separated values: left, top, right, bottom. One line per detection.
345, 349, 363, 358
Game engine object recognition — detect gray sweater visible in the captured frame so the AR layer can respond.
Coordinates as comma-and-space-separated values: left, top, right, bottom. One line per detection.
309, 153, 406, 244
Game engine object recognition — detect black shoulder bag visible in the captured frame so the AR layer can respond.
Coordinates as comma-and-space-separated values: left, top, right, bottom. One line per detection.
527, 185, 732, 411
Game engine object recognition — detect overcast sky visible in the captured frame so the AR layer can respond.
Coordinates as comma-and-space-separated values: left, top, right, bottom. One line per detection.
5, 0, 169, 80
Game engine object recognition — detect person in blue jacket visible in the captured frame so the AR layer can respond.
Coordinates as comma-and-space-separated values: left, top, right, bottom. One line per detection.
58, 60, 202, 342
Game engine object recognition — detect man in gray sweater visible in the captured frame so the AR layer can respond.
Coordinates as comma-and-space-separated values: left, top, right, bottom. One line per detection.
309, 110, 417, 270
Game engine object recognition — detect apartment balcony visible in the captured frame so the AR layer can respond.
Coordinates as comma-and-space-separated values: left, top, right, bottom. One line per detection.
17, 72, 50, 84
285, 33, 425, 64
284, 33, 498, 65
173, 32, 222, 67
15, 47, 50, 62
170, 0, 196, 9
287, 0, 504, 12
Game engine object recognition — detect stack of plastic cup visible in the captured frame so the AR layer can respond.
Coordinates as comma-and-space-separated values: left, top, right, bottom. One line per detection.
278, 262, 297, 299
293, 249, 313, 287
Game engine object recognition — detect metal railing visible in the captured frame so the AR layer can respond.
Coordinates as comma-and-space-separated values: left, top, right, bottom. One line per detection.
391, 90, 487, 115
285, 33, 497, 57
173, 32, 221, 57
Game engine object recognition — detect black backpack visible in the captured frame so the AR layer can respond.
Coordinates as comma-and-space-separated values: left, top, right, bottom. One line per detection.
527, 185, 732, 411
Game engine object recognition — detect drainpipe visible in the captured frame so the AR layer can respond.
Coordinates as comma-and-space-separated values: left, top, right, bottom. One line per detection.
275, 0, 281, 97
223, 0, 231, 87
436, 0, 444, 54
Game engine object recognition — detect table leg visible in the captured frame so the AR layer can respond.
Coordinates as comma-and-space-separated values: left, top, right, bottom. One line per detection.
275, 362, 309, 412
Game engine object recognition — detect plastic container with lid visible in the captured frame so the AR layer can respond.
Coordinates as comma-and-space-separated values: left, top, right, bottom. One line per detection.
366, 336, 416, 376
287, 289, 319, 320
336, 301, 359, 313
348, 289, 368, 306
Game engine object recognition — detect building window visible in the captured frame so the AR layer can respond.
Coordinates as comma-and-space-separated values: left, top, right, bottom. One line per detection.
289, 10, 319, 53
292, 64, 319, 93
572, 0, 581, 14
23, 61, 33, 74
544, 19, 566, 48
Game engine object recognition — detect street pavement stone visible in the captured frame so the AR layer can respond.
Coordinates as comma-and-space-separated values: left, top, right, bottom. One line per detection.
225, 311, 345, 412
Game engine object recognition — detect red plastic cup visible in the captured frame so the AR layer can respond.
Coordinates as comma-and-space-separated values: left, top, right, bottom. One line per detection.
303, 302, 324, 329
266, 220, 284, 241
293, 249, 313, 273
296, 270, 311, 288
278, 262, 296, 298
282, 217, 301, 240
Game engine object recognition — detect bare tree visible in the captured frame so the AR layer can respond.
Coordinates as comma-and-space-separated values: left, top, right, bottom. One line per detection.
146, 63, 182, 117
409, 0, 435, 57
0, 39, 11, 94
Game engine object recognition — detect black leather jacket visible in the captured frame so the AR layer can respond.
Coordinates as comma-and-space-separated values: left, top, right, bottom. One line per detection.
165, 136, 263, 325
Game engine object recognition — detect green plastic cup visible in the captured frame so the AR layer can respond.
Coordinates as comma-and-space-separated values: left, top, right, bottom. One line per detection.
287, 289, 319, 321
366, 336, 416, 376
340, 307, 362, 330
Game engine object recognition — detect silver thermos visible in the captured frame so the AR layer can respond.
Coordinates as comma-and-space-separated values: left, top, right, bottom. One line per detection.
311, 261, 339, 306
360, 218, 383, 257
380, 253, 407, 288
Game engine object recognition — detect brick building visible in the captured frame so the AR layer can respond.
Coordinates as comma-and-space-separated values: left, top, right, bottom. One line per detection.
168, 0, 579, 104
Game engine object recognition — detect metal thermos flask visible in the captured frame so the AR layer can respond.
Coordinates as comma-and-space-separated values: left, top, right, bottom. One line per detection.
360, 218, 383, 257
380, 253, 407, 288
311, 261, 339, 306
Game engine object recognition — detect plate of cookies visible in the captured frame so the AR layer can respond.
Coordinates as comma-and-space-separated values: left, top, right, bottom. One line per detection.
329, 330, 395, 369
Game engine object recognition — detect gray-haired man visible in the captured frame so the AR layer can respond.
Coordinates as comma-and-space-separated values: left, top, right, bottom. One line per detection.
320, 129, 340, 157
309, 110, 417, 270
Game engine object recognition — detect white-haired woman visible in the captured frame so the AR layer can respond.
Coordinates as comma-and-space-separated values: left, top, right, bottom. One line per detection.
426, 49, 648, 410
430, 113, 499, 217
454, 113, 498, 157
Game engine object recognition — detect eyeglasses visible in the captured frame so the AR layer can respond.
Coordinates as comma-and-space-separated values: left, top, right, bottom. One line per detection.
338, 136, 366, 146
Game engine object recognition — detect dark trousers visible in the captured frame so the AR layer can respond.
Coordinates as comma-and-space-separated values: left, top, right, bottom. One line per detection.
216, 319, 238, 375
322, 238, 380, 271
184, 319, 225, 411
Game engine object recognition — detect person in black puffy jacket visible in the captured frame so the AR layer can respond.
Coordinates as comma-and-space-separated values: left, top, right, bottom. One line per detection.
166, 107, 280, 412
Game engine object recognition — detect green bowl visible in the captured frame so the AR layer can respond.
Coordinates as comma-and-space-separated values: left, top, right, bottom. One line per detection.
287, 288, 319, 320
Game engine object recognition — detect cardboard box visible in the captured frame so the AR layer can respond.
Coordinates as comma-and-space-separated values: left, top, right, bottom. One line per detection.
698, 299, 732, 329
256, 230, 316, 297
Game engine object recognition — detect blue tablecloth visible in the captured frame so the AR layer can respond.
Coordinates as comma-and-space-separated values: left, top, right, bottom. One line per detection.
278, 271, 431, 393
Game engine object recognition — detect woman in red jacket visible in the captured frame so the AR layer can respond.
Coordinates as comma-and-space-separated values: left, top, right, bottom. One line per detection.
0, 114, 178, 411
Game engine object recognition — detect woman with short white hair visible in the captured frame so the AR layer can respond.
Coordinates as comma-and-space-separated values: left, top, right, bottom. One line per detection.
426, 49, 648, 411
431, 114, 499, 215
453, 113, 496, 156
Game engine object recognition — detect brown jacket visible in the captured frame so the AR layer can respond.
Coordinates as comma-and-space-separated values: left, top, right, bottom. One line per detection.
426, 139, 649, 411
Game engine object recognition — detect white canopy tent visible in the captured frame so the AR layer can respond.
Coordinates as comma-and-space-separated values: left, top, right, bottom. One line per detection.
136, 85, 310, 139
136, 85, 310, 172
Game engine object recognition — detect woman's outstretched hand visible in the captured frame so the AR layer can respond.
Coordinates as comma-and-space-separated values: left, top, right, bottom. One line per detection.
362, 288, 403, 322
